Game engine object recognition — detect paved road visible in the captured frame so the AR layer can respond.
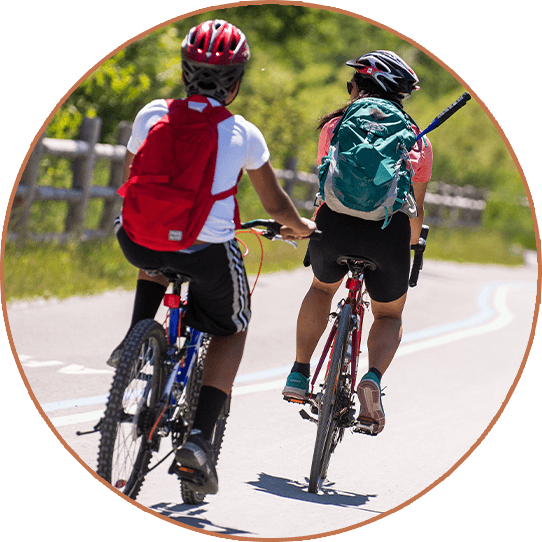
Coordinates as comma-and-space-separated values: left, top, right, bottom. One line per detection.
4, 257, 539, 539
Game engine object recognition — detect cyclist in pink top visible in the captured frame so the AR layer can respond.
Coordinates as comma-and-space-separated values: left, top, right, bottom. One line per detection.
283, 51, 432, 435
317, 111, 432, 185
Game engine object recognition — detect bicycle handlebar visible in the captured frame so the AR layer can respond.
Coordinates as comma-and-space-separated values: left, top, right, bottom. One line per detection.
242, 220, 426, 286
409, 225, 429, 287
240, 219, 323, 241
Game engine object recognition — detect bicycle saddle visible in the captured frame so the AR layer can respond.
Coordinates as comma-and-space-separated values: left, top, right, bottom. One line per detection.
336, 256, 377, 272
144, 267, 194, 284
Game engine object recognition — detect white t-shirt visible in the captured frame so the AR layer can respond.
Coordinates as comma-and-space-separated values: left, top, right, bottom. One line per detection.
125, 97, 270, 243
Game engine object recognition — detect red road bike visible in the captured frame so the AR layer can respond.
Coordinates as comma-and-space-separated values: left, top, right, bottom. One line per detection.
285, 225, 429, 493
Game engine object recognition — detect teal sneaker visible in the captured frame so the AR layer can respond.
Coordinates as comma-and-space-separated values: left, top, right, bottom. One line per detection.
356, 372, 385, 434
282, 371, 309, 400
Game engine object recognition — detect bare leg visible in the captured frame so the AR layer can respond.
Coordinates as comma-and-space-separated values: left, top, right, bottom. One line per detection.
357, 292, 407, 434
366, 293, 407, 376
295, 277, 343, 366
188, 329, 248, 440
201, 329, 248, 394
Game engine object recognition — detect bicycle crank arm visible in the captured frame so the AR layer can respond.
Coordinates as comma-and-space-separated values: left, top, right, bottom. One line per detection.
299, 409, 318, 424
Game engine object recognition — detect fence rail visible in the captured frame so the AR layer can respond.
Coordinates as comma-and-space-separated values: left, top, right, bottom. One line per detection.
10, 117, 131, 243
9, 116, 488, 244
274, 158, 488, 228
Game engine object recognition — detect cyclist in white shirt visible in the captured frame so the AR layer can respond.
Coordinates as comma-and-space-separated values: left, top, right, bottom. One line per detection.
110, 19, 316, 495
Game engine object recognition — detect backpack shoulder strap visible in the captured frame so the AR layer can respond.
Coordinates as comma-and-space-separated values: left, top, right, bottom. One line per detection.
205, 103, 233, 125
167, 95, 233, 125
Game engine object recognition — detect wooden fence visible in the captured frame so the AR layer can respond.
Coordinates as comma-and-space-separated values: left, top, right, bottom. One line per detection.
10, 117, 131, 243
275, 157, 488, 228
9, 117, 488, 243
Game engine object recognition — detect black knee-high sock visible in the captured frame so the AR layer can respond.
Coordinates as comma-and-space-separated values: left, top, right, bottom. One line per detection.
129, 279, 167, 330
192, 386, 228, 441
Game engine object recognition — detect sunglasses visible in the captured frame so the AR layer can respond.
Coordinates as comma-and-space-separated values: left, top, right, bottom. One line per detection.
346, 81, 354, 94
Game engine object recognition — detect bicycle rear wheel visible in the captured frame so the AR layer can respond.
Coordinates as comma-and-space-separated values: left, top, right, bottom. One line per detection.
97, 319, 167, 500
180, 393, 231, 505
308, 303, 352, 494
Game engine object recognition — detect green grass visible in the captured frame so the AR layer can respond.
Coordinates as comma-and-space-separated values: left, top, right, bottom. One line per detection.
3, 238, 136, 302
423, 227, 526, 266
2, 226, 528, 304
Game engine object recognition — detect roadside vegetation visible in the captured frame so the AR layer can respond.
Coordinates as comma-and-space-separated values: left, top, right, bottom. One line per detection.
3, 5, 536, 303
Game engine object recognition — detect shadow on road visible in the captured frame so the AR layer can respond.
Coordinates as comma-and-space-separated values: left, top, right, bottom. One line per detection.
247, 472, 382, 511
150, 501, 254, 536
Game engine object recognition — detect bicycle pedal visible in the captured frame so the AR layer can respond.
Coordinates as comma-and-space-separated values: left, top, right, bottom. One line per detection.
168, 460, 206, 485
283, 395, 308, 405
353, 418, 378, 436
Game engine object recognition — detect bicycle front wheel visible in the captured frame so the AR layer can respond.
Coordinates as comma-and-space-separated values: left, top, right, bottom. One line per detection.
97, 319, 167, 500
308, 303, 352, 494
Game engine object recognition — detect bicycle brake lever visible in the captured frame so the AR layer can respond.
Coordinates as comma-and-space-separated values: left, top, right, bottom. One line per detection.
274, 235, 297, 248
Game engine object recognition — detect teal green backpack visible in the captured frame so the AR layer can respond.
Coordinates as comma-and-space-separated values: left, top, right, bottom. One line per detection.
318, 97, 418, 228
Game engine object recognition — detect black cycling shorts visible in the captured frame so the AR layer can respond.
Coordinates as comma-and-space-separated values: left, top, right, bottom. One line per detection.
117, 226, 251, 336
309, 204, 411, 303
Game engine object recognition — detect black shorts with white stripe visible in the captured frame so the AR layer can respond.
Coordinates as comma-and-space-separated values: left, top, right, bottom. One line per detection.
116, 226, 251, 336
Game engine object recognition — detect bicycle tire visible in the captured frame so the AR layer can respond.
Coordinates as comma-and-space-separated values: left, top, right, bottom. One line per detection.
178, 334, 232, 504
180, 393, 231, 505
308, 303, 352, 494
97, 319, 167, 500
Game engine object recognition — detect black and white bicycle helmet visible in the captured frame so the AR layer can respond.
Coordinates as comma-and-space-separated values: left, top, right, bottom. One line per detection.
346, 50, 420, 99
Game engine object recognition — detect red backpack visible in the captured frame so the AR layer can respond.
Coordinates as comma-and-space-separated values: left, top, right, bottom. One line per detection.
118, 95, 242, 251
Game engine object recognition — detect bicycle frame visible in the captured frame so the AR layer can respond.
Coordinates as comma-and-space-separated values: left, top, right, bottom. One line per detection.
163, 292, 203, 393
309, 269, 369, 400
147, 282, 206, 444
304, 228, 429, 493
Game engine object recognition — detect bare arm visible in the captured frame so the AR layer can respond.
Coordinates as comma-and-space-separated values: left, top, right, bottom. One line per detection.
410, 181, 428, 245
122, 150, 135, 184
246, 161, 316, 239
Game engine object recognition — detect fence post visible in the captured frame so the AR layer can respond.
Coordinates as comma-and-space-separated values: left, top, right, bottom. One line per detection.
10, 131, 46, 242
284, 156, 297, 196
100, 121, 132, 233
65, 116, 102, 233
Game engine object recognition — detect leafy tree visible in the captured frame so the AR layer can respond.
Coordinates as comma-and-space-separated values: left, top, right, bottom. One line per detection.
44, 4, 533, 248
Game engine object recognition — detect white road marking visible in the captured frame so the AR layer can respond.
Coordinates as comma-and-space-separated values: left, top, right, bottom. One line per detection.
41, 281, 533, 428
50, 409, 105, 428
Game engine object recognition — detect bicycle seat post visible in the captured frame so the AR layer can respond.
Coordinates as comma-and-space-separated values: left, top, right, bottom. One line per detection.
345, 273, 362, 301
172, 276, 183, 297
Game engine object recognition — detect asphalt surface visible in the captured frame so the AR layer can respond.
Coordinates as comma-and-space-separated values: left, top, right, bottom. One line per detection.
4, 255, 539, 539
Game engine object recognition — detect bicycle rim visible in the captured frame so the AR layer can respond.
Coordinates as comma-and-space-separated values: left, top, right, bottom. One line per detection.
308, 303, 352, 494
97, 319, 167, 500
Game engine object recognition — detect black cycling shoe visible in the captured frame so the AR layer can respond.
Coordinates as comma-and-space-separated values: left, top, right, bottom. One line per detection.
175, 430, 218, 495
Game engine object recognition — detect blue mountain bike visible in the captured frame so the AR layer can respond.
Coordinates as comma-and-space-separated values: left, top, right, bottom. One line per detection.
96, 219, 319, 504
96, 265, 229, 504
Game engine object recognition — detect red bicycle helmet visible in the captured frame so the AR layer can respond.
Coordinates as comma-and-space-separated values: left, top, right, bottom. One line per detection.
346, 50, 420, 99
182, 19, 250, 65
181, 20, 250, 102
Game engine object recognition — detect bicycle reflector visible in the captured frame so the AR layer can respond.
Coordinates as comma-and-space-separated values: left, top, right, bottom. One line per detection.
164, 294, 182, 308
